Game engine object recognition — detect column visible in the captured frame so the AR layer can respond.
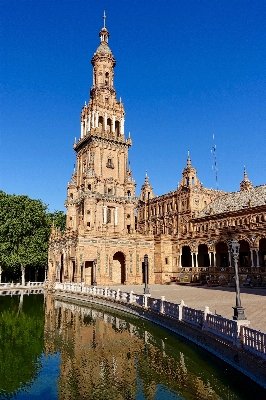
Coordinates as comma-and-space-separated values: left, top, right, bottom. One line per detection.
179, 253, 182, 268
114, 207, 118, 226
104, 112, 107, 131
91, 111, 95, 128
103, 206, 107, 224
120, 117, 124, 135
80, 121, 83, 138
112, 116, 116, 133
95, 111, 99, 128
213, 252, 217, 268
228, 251, 232, 267
88, 114, 91, 131
209, 252, 213, 267
191, 253, 194, 269
84, 118, 87, 136
195, 253, 198, 268
250, 249, 255, 268
255, 249, 260, 268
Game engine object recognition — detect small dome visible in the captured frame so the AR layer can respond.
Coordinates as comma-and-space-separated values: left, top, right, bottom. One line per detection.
96, 42, 112, 55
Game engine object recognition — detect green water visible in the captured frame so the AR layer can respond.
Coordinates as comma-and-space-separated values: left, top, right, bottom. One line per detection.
0, 294, 265, 399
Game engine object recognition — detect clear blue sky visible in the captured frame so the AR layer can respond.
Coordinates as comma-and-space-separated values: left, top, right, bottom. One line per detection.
1, 0, 265, 212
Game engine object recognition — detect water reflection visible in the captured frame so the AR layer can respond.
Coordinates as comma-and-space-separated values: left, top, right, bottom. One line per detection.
44, 296, 264, 399
1, 293, 265, 399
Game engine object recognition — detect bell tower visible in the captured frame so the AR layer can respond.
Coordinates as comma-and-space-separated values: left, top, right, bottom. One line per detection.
66, 13, 136, 235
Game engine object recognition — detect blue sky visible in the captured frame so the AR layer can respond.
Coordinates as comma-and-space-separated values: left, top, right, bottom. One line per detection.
1, 0, 265, 212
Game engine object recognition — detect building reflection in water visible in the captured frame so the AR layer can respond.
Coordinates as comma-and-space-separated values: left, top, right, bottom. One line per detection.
44, 295, 251, 400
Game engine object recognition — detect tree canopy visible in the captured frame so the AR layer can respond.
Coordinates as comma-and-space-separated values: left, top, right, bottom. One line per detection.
0, 191, 66, 281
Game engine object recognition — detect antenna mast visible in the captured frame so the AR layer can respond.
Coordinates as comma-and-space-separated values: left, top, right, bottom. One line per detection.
211, 134, 218, 189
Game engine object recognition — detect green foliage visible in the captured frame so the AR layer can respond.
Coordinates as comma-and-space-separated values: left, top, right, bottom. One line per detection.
0, 294, 45, 396
0, 191, 65, 279
48, 210, 66, 233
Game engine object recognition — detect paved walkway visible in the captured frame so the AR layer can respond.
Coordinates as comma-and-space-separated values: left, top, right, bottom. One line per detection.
108, 284, 266, 332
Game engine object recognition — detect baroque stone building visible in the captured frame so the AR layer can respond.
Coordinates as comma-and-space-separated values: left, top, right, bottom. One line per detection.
48, 16, 266, 287
48, 16, 154, 286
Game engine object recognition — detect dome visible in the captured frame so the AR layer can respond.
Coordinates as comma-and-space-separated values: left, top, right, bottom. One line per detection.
96, 42, 112, 55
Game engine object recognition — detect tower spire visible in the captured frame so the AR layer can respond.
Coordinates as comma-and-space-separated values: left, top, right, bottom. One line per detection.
103, 10, 106, 28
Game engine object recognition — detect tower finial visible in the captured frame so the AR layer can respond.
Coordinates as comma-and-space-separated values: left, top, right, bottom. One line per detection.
103, 10, 106, 28
187, 150, 191, 165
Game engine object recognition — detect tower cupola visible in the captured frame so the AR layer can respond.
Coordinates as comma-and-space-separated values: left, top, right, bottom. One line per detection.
140, 172, 154, 202
180, 152, 201, 188
240, 166, 253, 192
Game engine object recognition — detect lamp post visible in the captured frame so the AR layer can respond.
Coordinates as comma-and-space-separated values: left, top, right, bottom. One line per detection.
143, 254, 150, 294
93, 259, 97, 286
230, 239, 246, 320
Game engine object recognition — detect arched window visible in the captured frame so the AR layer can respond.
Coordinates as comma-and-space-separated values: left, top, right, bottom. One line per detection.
107, 208, 111, 223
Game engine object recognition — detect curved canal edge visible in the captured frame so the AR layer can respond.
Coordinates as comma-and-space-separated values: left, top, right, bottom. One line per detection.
50, 288, 266, 390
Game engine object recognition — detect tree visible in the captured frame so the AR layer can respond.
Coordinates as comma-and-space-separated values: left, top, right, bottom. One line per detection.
0, 191, 51, 282
48, 210, 66, 233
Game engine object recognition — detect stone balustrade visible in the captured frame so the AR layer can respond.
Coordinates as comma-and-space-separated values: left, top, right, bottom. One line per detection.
52, 282, 266, 360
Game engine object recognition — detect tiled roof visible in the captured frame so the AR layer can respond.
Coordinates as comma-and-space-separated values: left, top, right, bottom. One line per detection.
198, 185, 266, 217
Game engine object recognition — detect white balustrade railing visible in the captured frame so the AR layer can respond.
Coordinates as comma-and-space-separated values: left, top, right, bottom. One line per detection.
241, 326, 266, 360
49, 281, 265, 359
205, 314, 237, 344
0, 282, 44, 288
182, 306, 204, 327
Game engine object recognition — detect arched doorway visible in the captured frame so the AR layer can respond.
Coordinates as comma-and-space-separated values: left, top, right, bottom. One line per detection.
181, 246, 191, 268
216, 242, 228, 269
259, 238, 266, 267
239, 240, 250, 268
85, 261, 93, 285
113, 252, 126, 284
198, 244, 210, 268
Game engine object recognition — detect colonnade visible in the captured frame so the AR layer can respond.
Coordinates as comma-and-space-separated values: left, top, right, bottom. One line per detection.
81, 113, 125, 138
179, 247, 261, 268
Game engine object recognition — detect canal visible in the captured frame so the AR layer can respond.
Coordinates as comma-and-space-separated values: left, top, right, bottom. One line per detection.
0, 294, 265, 399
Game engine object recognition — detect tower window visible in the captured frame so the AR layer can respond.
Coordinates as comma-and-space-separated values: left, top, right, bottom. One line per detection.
106, 158, 114, 169
107, 208, 111, 223
88, 184, 91, 190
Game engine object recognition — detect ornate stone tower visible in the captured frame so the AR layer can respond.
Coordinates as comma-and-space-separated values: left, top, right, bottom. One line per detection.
48, 14, 154, 286
66, 13, 136, 236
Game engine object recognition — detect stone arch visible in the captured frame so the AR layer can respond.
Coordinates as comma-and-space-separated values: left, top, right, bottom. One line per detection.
107, 118, 111, 133
98, 115, 103, 131
259, 238, 266, 267
198, 244, 210, 268
181, 246, 192, 268
239, 239, 251, 267
112, 251, 126, 284
215, 241, 229, 268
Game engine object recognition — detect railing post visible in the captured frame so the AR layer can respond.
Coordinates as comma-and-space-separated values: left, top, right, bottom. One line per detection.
160, 296, 165, 314
143, 294, 148, 308
116, 288, 120, 301
179, 300, 185, 321
203, 306, 210, 330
